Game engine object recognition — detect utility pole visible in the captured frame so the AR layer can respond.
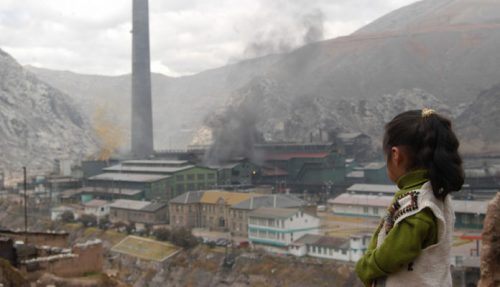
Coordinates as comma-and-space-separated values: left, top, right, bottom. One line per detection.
23, 166, 28, 243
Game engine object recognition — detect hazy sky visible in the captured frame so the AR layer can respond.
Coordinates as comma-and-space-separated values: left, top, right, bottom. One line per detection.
0, 0, 418, 77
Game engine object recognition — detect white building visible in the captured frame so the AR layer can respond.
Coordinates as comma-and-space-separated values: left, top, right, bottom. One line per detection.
289, 233, 371, 262
346, 184, 397, 196
328, 193, 393, 218
83, 199, 110, 218
50, 206, 80, 221
248, 207, 320, 248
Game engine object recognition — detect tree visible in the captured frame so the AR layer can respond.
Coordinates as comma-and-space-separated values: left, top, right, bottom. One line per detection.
98, 215, 111, 230
170, 227, 198, 249
153, 227, 171, 241
79, 214, 97, 227
60, 210, 75, 223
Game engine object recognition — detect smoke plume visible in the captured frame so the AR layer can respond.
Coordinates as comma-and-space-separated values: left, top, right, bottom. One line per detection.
204, 105, 264, 165
241, 7, 325, 59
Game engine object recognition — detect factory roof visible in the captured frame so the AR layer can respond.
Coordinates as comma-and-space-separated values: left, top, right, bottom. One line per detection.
292, 234, 349, 249
248, 207, 300, 219
89, 173, 170, 183
169, 191, 205, 204
232, 194, 305, 210
346, 171, 364, 178
79, 187, 143, 196
140, 202, 168, 212
103, 164, 196, 174
452, 199, 488, 214
347, 184, 398, 194
362, 162, 386, 170
108, 199, 151, 211
84, 199, 108, 208
200, 190, 256, 205
261, 166, 288, 176
337, 133, 367, 140
265, 152, 330, 161
122, 160, 190, 166
329, 193, 393, 208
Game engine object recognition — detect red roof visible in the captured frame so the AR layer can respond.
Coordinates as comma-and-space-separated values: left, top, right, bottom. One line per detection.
262, 166, 288, 176
265, 152, 329, 161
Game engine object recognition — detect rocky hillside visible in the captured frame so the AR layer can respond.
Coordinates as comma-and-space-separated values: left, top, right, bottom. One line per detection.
28, 0, 500, 155
0, 49, 97, 176
457, 83, 500, 155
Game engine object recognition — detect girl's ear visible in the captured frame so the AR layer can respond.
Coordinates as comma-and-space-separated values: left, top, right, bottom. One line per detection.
390, 146, 401, 166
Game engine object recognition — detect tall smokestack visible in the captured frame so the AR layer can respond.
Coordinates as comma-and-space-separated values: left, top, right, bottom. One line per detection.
131, 0, 154, 158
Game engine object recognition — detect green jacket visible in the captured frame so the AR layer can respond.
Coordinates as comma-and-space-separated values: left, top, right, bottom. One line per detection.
355, 170, 438, 287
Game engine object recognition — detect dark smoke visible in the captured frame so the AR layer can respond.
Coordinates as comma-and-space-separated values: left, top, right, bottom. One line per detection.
204, 105, 264, 165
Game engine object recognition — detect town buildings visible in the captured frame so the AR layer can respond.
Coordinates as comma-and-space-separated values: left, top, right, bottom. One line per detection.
247, 207, 320, 248
289, 233, 371, 262
169, 190, 309, 236
108, 199, 168, 225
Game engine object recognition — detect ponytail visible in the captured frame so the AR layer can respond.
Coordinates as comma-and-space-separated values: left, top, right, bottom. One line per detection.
383, 110, 464, 199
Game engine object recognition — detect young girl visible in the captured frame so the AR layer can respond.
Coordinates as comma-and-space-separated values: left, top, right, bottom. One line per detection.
355, 109, 464, 287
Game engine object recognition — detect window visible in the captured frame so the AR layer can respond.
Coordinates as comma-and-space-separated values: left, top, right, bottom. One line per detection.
176, 175, 184, 181
341, 250, 347, 255
208, 174, 215, 180
197, 183, 205, 190
373, 207, 378, 215
197, 174, 205, 180
176, 184, 184, 192
329, 249, 333, 256
363, 206, 369, 214
187, 174, 195, 181
187, 183, 195, 190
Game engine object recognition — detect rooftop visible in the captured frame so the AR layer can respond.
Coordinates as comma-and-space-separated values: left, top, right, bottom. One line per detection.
232, 194, 306, 210
79, 187, 143, 196
122, 160, 189, 166
248, 207, 300, 219
265, 152, 330, 161
362, 162, 386, 170
347, 184, 397, 194
89, 173, 170, 183
452, 199, 488, 214
104, 164, 195, 174
346, 171, 364, 178
329, 193, 393, 208
170, 190, 205, 204
292, 234, 349, 249
200, 190, 256, 205
84, 199, 108, 208
108, 199, 151, 211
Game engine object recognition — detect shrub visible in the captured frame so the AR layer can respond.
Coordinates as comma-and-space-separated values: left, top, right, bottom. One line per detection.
60, 210, 75, 223
79, 214, 98, 227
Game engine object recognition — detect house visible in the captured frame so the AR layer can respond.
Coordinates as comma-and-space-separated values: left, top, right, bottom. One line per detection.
230, 194, 308, 237
51, 206, 81, 221
108, 199, 168, 225
289, 233, 371, 262
453, 199, 488, 230
168, 190, 309, 237
83, 199, 109, 218
328, 193, 392, 218
346, 184, 398, 196
248, 207, 320, 249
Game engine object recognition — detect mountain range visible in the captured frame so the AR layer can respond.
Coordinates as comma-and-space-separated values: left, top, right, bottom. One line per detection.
2, 0, 499, 172
0, 49, 97, 176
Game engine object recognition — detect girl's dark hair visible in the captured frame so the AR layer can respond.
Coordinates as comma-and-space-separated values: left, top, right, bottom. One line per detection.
383, 110, 464, 199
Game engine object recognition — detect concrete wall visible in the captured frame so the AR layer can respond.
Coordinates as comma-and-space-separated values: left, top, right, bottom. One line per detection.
21, 240, 102, 277
0, 230, 69, 248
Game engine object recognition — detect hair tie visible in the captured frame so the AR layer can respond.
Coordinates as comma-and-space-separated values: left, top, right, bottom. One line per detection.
422, 108, 435, 118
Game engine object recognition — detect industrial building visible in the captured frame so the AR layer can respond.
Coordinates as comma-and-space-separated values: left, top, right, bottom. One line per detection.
329, 191, 490, 229
88, 160, 217, 201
